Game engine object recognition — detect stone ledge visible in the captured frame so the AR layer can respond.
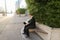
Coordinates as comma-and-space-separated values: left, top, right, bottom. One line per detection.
35, 22, 52, 40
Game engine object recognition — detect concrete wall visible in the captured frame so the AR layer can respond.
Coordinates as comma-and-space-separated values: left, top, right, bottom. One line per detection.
36, 23, 52, 40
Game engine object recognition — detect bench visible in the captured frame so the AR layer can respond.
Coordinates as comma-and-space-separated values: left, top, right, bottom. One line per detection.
35, 23, 52, 40
29, 29, 36, 32
29, 23, 52, 40
29, 22, 48, 34
29, 27, 48, 34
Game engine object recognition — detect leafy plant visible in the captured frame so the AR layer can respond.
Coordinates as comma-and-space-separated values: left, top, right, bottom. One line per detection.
26, 0, 60, 28
16, 8, 26, 14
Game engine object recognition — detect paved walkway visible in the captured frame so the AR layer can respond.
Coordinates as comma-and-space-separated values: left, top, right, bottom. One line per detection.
0, 15, 42, 40
50, 28, 60, 40
0, 16, 12, 33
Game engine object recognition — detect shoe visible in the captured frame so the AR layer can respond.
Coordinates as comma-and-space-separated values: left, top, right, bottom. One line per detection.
25, 35, 30, 38
22, 33, 25, 34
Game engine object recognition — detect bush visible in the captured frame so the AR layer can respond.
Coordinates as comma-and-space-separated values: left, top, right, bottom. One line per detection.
16, 8, 26, 14
26, 0, 60, 28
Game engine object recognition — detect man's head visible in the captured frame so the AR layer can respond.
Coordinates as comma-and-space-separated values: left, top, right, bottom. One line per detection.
29, 13, 33, 17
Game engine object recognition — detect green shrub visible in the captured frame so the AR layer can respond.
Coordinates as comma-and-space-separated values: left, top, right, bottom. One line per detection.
16, 8, 26, 14
26, 0, 60, 28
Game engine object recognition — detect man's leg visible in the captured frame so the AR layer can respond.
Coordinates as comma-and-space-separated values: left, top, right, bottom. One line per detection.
25, 27, 30, 37
23, 26, 26, 34
23, 25, 29, 34
25, 26, 36, 37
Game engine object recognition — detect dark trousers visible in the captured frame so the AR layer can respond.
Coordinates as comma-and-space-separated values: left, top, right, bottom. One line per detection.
24, 25, 35, 36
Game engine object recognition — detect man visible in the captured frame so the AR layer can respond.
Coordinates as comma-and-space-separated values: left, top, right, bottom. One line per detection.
23, 14, 36, 38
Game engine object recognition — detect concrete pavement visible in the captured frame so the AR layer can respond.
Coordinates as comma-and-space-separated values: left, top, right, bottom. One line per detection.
0, 16, 12, 33
0, 15, 27, 40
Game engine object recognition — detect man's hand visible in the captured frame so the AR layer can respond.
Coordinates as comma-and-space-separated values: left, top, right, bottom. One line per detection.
25, 23, 29, 25
23, 22, 29, 25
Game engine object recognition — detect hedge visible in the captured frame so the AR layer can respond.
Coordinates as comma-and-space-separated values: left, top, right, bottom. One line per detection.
16, 8, 26, 14
26, 0, 60, 28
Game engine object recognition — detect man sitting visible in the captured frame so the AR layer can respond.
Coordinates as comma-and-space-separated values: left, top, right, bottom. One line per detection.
23, 14, 36, 38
